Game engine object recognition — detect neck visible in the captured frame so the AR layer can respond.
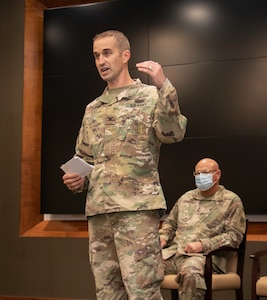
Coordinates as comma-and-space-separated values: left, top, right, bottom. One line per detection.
108, 70, 133, 89
108, 78, 134, 89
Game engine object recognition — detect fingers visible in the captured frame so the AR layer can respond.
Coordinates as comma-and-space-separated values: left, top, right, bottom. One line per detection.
136, 60, 166, 89
136, 60, 160, 73
184, 242, 203, 253
160, 238, 167, 249
62, 173, 84, 191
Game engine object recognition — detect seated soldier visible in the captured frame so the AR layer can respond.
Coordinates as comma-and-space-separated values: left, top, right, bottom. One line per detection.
159, 157, 246, 300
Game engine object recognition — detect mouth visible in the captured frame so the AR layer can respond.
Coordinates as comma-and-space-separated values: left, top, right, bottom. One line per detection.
100, 67, 110, 74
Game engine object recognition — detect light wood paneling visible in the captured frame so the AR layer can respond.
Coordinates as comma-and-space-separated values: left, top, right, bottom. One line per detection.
20, 0, 46, 235
20, 0, 106, 238
0, 297, 83, 300
20, 220, 88, 237
39, 0, 106, 8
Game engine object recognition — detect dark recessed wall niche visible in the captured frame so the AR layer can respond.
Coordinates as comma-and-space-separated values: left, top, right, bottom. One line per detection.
41, 0, 267, 215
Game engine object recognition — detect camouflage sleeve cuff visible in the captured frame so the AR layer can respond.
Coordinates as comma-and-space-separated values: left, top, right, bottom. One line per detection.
158, 78, 181, 115
199, 238, 211, 253
158, 78, 173, 96
73, 176, 89, 194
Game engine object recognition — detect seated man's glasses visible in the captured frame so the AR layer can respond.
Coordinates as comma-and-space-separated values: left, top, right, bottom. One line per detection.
193, 170, 218, 176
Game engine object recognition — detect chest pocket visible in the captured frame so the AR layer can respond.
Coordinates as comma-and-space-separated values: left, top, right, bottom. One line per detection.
117, 118, 134, 141
116, 106, 143, 141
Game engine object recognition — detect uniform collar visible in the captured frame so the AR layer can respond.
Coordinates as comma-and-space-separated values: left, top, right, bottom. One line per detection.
194, 185, 225, 200
98, 78, 141, 104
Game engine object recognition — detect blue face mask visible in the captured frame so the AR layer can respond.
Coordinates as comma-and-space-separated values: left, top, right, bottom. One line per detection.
195, 173, 215, 191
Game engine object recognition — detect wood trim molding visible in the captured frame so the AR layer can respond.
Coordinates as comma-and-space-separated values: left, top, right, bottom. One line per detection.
20, 220, 88, 237
39, 0, 106, 8
20, 0, 46, 236
0, 297, 62, 300
0, 297, 82, 300
247, 222, 267, 241
20, 0, 107, 238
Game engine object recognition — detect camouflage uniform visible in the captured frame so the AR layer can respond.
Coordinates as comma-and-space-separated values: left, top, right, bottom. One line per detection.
88, 210, 164, 300
75, 78, 187, 299
159, 185, 246, 300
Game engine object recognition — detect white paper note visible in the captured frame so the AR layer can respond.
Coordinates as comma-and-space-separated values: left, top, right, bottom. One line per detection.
60, 156, 94, 177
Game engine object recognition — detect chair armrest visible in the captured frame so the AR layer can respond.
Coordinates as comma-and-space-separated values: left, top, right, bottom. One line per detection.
250, 249, 267, 260
250, 248, 267, 291
204, 246, 240, 298
204, 246, 239, 274
204, 246, 238, 256
204, 246, 239, 272
203, 220, 247, 300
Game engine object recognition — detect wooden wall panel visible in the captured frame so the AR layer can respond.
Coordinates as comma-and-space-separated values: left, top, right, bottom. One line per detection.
20, 0, 98, 237
20, 0, 46, 235
0, 297, 83, 300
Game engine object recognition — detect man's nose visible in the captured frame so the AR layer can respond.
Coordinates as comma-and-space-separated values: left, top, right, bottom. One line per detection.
98, 54, 106, 65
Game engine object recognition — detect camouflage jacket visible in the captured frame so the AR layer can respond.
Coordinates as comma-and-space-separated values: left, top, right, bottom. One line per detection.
75, 78, 187, 216
159, 185, 246, 272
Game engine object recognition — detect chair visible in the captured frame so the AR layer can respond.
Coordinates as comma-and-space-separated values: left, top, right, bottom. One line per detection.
161, 219, 248, 300
250, 248, 267, 300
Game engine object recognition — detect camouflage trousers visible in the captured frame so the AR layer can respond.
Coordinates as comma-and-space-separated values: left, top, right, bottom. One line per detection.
164, 254, 206, 300
88, 210, 164, 300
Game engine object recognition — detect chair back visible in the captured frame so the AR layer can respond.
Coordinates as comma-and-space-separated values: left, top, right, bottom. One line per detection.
250, 245, 267, 299
226, 251, 238, 272
204, 219, 248, 300
236, 219, 248, 280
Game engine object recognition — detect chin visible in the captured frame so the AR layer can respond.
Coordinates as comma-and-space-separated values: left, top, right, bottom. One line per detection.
101, 74, 111, 82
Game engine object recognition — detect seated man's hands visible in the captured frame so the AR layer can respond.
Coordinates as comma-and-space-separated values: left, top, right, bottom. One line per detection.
160, 238, 167, 249
184, 241, 203, 253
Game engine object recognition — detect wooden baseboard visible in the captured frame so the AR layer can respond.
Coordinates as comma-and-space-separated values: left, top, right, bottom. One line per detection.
19, 218, 267, 241
0, 297, 81, 300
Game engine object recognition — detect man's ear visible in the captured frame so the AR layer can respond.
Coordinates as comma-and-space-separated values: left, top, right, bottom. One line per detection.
216, 169, 222, 180
122, 50, 131, 63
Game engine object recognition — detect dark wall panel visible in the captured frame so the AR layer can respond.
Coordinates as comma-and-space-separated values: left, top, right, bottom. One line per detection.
149, 0, 267, 65
159, 136, 267, 215
41, 0, 149, 213
163, 58, 267, 138
43, 1, 150, 77
41, 0, 267, 214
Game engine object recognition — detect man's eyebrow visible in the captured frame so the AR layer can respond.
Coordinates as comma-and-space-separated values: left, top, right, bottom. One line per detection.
93, 48, 112, 55
102, 48, 112, 52
94, 48, 112, 52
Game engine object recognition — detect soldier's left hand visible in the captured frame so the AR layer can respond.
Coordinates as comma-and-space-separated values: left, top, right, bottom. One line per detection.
136, 60, 166, 89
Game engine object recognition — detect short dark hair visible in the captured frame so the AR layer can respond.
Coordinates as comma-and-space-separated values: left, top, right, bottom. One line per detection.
93, 30, 131, 52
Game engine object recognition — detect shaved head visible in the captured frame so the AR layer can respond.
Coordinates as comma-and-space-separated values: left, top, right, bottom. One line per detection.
195, 158, 219, 171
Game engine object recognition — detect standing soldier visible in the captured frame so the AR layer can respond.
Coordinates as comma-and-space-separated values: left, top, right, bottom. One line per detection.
62, 30, 187, 300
